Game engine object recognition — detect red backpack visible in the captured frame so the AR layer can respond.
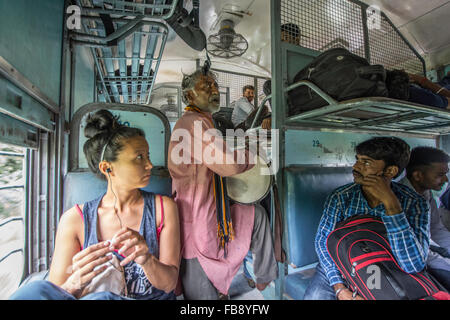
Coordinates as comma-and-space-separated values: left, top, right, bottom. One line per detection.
326, 215, 450, 300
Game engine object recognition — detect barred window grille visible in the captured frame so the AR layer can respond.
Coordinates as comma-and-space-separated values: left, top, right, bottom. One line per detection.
280, 0, 425, 74
368, 14, 424, 75
212, 69, 270, 109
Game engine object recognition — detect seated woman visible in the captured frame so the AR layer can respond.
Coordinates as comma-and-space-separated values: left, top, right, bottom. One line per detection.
10, 110, 180, 300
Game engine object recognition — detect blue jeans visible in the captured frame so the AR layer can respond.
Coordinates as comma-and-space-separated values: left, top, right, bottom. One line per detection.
9, 280, 132, 300
303, 264, 336, 300
243, 251, 253, 280
428, 267, 450, 291
430, 245, 450, 259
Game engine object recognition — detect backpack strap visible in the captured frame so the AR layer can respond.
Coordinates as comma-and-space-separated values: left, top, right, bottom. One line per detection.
157, 195, 164, 242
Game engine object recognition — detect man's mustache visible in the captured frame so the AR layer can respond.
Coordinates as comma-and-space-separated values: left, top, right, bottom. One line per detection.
209, 95, 220, 102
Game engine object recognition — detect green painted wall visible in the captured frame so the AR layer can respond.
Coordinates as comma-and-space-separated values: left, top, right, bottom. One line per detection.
0, 0, 65, 104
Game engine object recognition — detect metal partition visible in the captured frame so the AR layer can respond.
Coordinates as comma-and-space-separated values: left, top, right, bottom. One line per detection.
280, 0, 425, 74
270, 0, 436, 300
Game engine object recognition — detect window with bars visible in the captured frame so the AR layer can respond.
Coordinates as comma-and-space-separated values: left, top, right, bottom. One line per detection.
280, 0, 425, 75
0, 142, 26, 299
212, 69, 270, 110
151, 69, 270, 125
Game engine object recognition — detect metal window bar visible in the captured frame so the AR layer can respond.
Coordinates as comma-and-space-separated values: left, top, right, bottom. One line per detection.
0, 185, 24, 191
0, 151, 25, 158
0, 217, 23, 228
0, 218, 24, 265
210, 68, 270, 108
0, 249, 23, 265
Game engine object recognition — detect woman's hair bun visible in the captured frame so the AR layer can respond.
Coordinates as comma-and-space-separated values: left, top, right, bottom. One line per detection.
84, 109, 121, 139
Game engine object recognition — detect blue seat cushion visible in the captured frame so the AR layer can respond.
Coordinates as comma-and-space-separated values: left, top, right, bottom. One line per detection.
284, 167, 353, 268
284, 267, 316, 300
63, 170, 172, 211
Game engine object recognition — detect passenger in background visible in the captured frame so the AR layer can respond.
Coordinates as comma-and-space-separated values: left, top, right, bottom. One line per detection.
10, 110, 180, 300
400, 146, 450, 290
304, 137, 430, 300
439, 71, 450, 88
169, 68, 278, 299
438, 188, 450, 231
231, 85, 256, 128
386, 69, 450, 109
281, 23, 301, 45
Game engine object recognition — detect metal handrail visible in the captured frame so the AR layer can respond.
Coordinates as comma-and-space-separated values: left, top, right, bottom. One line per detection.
250, 80, 338, 129
81, 0, 179, 20
70, 15, 145, 45
251, 79, 450, 135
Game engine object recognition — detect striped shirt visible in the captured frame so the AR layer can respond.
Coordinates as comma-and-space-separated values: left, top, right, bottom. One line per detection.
315, 182, 431, 286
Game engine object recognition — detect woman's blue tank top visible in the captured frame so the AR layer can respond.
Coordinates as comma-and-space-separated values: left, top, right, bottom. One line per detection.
81, 190, 175, 300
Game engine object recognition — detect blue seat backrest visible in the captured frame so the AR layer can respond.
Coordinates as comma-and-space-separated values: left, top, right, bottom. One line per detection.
284, 166, 353, 268
63, 171, 172, 212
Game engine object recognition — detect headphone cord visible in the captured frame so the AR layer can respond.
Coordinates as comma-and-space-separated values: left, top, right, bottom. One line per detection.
107, 172, 123, 230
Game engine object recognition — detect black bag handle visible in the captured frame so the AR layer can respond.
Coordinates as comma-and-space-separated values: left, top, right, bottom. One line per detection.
357, 65, 386, 81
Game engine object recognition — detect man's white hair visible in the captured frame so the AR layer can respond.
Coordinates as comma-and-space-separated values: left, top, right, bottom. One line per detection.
181, 68, 217, 104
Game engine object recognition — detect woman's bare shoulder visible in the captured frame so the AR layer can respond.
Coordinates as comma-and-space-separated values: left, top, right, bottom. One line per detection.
58, 205, 84, 235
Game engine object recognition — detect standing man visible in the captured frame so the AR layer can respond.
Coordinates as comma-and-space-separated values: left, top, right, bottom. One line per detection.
400, 146, 450, 290
168, 68, 278, 299
304, 137, 430, 300
231, 85, 256, 128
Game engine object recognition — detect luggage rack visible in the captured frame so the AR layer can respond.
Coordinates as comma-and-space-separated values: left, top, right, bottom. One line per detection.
72, 1, 175, 104
82, 0, 178, 19
252, 81, 450, 137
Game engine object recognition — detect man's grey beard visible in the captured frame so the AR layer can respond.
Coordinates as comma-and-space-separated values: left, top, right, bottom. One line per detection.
191, 103, 219, 114
208, 103, 220, 114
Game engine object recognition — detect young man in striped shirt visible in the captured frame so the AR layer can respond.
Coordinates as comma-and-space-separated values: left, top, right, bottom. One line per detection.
304, 137, 430, 300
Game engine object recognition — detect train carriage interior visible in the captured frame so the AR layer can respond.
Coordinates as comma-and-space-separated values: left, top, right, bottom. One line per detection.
1, 0, 450, 300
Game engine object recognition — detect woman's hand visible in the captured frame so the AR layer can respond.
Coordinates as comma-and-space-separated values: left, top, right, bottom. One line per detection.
61, 241, 114, 298
111, 227, 152, 267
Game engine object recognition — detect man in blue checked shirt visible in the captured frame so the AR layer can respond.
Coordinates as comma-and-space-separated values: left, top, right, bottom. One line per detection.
304, 137, 430, 300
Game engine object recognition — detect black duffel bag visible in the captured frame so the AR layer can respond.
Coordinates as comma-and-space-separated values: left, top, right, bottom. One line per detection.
288, 48, 389, 116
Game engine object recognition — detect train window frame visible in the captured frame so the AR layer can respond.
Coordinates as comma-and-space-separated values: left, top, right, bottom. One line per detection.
0, 142, 26, 300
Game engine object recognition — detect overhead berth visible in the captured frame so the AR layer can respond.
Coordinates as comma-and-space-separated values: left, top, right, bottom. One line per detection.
71, 0, 176, 104
286, 81, 450, 137
252, 80, 450, 138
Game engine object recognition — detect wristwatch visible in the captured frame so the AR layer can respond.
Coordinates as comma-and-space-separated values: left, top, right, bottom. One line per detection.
335, 287, 345, 299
